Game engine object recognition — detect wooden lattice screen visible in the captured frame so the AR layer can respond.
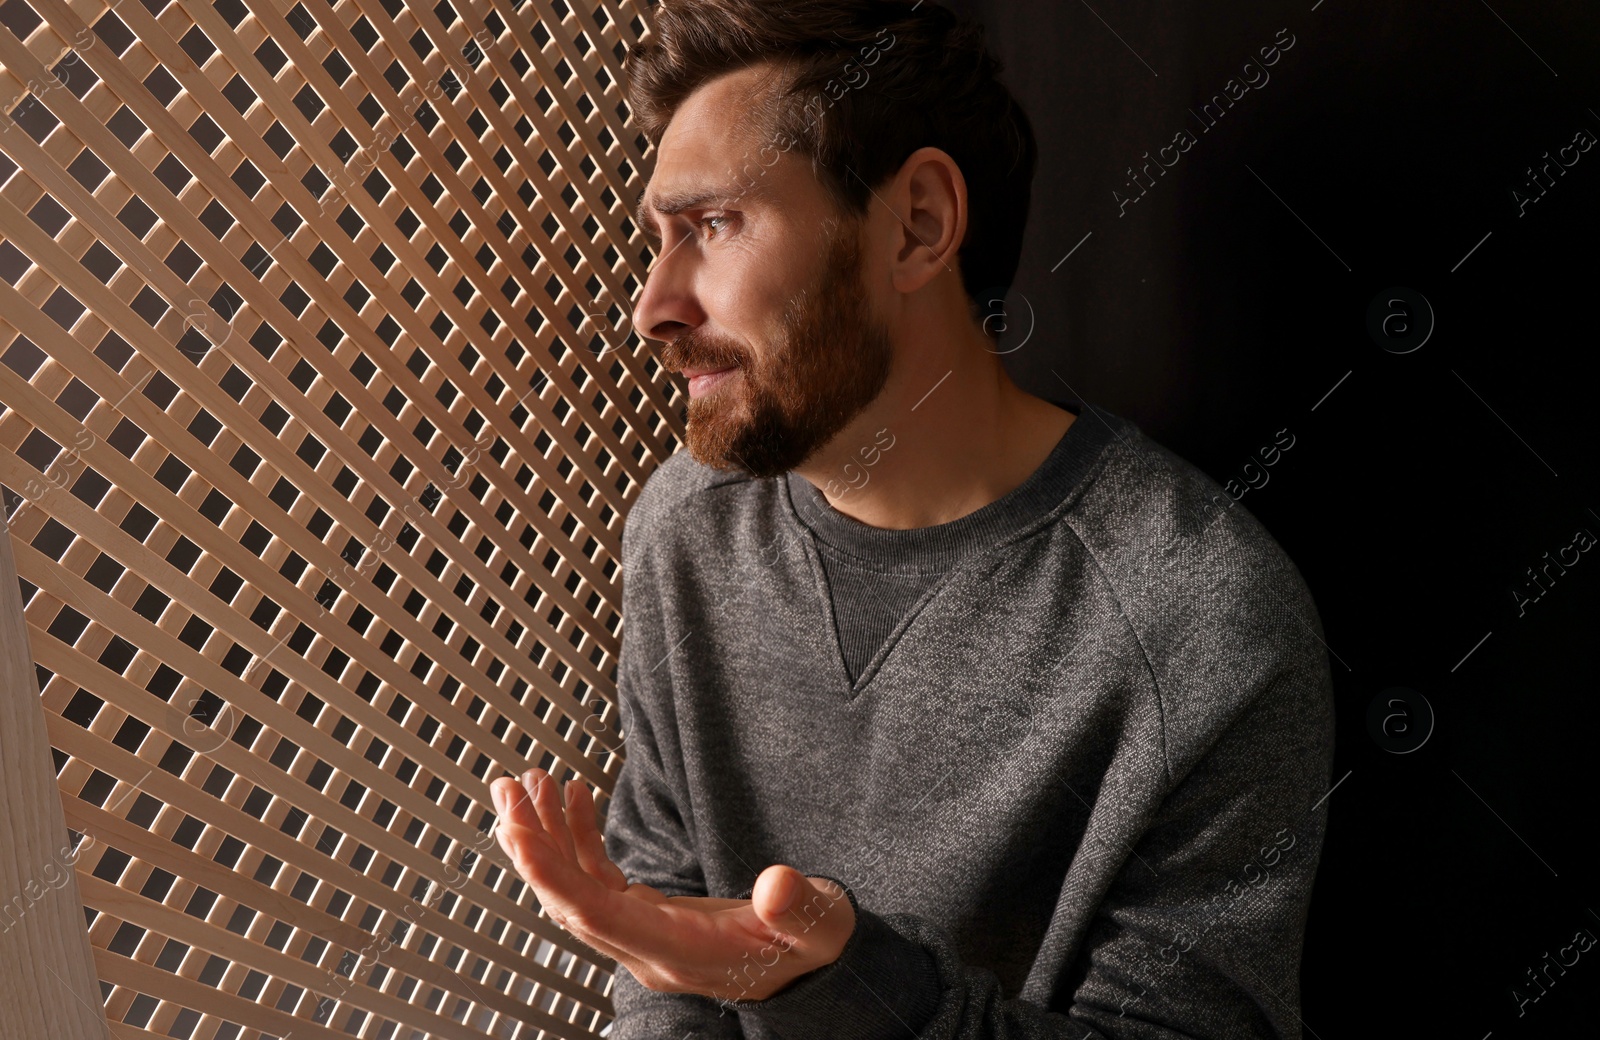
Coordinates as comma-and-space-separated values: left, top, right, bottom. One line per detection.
0, 0, 678, 1035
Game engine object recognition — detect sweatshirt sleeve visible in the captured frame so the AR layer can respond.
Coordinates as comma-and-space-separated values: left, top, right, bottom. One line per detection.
599, 653, 747, 1039
599, 498, 747, 1039
727, 656, 1334, 1040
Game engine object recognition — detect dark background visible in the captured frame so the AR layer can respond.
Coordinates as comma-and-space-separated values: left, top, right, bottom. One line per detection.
961, 0, 1598, 1033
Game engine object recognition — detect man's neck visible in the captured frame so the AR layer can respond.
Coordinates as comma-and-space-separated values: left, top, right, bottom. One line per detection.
790, 346, 1077, 531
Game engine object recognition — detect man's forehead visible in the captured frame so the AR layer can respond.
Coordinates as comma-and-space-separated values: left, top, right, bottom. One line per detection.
631, 70, 793, 234
680, 63, 784, 141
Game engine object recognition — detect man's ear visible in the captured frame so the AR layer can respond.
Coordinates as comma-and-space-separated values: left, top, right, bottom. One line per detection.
887, 146, 968, 295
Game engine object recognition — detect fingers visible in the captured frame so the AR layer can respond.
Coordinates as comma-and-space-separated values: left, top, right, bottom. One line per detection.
486, 774, 652, 970
566, 780, 631, 891
523, 767, 579, 863
490, 776, 535, 825
489, 769, 578, 864
491, 779, 551, 867
491, 770, 629, 895
492, 815, 531, 876
490, 778, 541, 856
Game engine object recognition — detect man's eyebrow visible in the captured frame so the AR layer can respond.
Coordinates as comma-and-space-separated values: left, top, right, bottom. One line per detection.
633, 180, 772, 245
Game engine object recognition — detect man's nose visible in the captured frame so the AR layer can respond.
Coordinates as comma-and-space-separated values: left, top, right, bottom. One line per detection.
632, 249, 702, 346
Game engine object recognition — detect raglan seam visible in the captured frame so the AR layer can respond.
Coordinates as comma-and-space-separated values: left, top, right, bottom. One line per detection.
1050, 513, 1175, 791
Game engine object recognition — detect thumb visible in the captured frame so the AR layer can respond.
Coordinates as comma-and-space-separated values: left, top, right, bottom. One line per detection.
750, 864, 808, 935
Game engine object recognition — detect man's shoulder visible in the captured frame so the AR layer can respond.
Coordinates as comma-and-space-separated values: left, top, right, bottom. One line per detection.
1062, 409, 1337, 675
620, 447, 758, 563
1069, 414, 1312, 613
1066, 415, 1332, 776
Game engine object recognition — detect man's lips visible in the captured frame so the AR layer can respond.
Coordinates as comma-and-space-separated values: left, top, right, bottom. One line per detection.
683, 365, 739, 398
681, 364, 738, 379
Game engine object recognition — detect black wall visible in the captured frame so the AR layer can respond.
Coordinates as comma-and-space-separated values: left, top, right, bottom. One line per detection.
971, 0, 1600, 1032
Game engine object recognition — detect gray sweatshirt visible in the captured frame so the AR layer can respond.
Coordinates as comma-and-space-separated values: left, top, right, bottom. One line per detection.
599, 398, 1335, 1039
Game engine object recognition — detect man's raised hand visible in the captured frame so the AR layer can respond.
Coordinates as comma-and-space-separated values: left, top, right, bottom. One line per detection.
488, 768, 856, 1003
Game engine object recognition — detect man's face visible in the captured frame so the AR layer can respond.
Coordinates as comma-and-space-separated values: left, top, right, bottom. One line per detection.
632, 66, 894, 478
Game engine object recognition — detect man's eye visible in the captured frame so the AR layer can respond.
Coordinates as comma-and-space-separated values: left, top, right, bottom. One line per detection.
694, 215, 730, 238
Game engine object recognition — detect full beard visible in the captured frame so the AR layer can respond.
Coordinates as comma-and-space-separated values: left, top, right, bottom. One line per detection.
662, 220, 894, 479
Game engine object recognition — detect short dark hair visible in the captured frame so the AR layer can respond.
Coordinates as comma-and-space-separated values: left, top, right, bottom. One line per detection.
624, 0, 1038, 336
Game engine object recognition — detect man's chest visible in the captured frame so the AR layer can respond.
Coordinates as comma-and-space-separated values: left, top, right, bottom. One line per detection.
649, 517, 1165, 891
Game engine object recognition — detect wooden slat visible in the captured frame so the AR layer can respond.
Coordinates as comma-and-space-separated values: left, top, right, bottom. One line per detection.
0, 0, 666, 1035
0, 525, 109, 1038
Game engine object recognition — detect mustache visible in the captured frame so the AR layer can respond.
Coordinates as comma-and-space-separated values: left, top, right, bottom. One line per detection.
662, 334, 747, 373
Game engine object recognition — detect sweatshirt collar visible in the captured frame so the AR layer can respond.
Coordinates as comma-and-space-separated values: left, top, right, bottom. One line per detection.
782, 397, 1123, 571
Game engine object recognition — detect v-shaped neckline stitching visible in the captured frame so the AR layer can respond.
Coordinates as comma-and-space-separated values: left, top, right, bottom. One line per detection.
828, 543, 967, 700
788, 516, 986, 701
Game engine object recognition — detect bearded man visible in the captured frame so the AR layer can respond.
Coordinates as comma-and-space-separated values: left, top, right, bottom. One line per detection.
488, 3, 1335, 1038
